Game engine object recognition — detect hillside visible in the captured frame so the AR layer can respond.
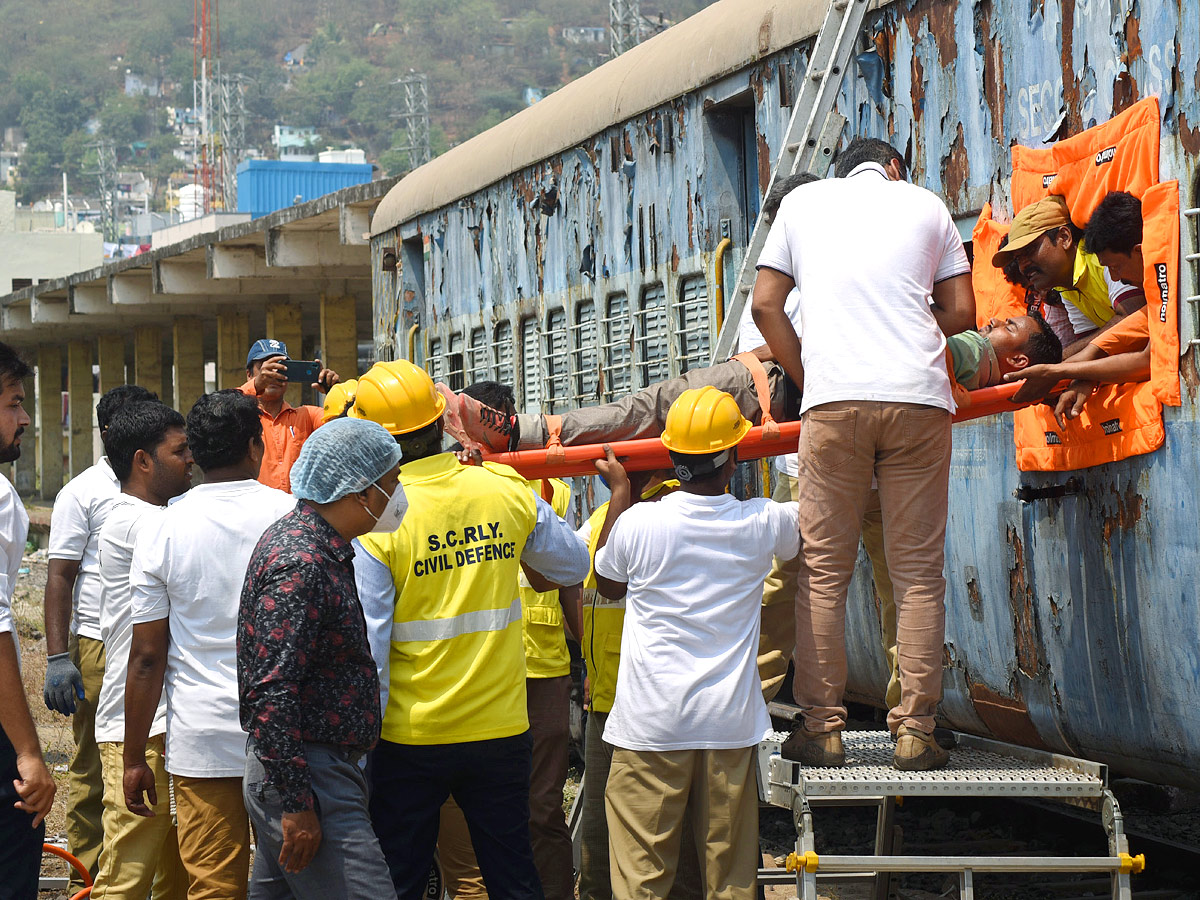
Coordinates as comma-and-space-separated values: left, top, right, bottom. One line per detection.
0, 0, 718, 206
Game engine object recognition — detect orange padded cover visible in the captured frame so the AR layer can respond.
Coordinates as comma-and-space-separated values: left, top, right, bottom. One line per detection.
970, 205, 1028, 327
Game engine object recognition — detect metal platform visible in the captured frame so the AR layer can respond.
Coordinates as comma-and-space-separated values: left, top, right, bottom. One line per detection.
756, 729, 1144, 900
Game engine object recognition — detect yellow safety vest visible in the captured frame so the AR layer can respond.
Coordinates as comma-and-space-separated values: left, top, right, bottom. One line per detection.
358, 454, 538, 745
516, 477, 573, 680
580, 480, 679, 714
1056, 241, 1120, 329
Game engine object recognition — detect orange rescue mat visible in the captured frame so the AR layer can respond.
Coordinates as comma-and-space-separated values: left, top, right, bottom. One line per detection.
1001, 98, 1180, 472
970, 203, 1028, 326
481, 384, 1037, 480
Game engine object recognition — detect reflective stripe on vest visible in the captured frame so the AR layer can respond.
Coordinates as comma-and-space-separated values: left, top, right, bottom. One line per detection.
392, 597, 521, 643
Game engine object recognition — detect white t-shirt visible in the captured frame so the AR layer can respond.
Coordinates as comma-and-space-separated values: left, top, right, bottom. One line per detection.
49, 458, 121, 639
0, 477, 30, 654
95, 496, 167, 744
594, 492, 799, 751
737, 288, 804, 477
129, 480, 294, 778
756, 162, 970, 414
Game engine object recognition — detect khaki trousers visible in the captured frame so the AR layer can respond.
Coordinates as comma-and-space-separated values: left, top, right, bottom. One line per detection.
579, 711, 701, 900
516, 360, 786, 449
758, 479, 901, 710
172, 775, 251, 900
438, 798, 488, 899
93, 738, 186, 900
68, 633, 107, 891
605, 747, 757, 900
794, 401, 951, 735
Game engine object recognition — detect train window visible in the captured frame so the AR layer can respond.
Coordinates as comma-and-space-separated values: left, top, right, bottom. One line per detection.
467, 327, 489, 384
675, 277, 711, 372
602, 292, 632, 402
544, 307, 570, 414
427, 337, 444, 382
521, 316, 542, 412
445, 332, 465, 392
573, 300, 599, 406
636, 283, 670, 387
493, 320, 515, 386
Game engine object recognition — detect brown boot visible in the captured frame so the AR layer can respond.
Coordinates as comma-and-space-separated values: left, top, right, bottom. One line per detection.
781, 725, 845, 766
892, 724, 949, 771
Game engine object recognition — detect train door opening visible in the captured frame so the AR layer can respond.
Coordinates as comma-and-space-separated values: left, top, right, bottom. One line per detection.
703, 97, 761, 245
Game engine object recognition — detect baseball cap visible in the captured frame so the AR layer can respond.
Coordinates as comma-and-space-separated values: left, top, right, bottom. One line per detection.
246, 339, 289, 368
991, 195, 1072, 267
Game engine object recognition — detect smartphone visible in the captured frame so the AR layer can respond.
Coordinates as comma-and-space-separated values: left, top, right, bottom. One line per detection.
281, 359, 322, 384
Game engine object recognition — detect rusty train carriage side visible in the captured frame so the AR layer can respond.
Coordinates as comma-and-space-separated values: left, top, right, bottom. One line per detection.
370, 0, 1200, 788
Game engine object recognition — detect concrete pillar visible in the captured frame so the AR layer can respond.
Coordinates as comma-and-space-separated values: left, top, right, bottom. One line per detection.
12, 375, 36, 495
217, 307, 250, 390
134, 326, 164, 399
97, 334, 126, 396
320, 294, 358, 384
67, 339, 94, 478
266, 301, 304, 407
173, 317, 206, 415
37, 345, 64, 500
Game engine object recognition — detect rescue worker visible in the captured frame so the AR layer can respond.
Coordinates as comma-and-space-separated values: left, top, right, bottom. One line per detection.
436, 380, 580, 900
992, 194, 1145, 357
575, 473, 705, 900
349, 360, 591, 900
593, 388, 799, 900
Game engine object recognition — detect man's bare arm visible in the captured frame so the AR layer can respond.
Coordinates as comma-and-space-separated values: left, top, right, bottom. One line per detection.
43, 558, 79, 657
930, 273, 976, 337
751, 268, 803, 389
123, 619, 168, 817
559, 583, 583, 644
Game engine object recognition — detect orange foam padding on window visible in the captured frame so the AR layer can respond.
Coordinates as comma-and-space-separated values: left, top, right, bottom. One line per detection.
1140, 180, 1181, 407
1046, 97, 1160, 227
1012, 381, 1164, 472
1010, 144, 1057, 212
970, 204, 1028, 328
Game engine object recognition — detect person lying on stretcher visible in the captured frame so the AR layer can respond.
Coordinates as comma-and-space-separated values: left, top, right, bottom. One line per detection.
1003, 191, 1152, 429
443, 304, 1062, 453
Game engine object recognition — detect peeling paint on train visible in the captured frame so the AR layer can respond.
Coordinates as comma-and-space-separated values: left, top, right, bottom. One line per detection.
372, 0, 1200, 787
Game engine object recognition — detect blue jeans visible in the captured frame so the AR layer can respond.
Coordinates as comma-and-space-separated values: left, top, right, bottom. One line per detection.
244, 742, 395, 900
0, 727, 44, 900
369, 732, 544, 900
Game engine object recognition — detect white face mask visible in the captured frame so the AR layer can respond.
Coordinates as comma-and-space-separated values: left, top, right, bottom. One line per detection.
364, 480, 407, 533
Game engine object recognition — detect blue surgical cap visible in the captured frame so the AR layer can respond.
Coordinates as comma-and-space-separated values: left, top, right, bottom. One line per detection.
290, 417, 404, 503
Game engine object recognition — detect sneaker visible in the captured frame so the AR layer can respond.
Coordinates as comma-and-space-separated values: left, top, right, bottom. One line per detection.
781, 725, 845, 766
444, 385, 516, 452
892, 724, 949, 771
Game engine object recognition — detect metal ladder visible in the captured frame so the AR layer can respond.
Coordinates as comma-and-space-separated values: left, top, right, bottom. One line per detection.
709, 0, 872, 364
756, 730, 1146, 900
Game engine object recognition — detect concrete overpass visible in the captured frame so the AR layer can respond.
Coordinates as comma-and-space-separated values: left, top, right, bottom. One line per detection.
0, 177, 399, 499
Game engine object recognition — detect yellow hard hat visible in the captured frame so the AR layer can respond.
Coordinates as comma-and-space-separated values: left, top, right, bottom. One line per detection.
321, 379, 358, 423
660, 386, 752, 454
351, 361, 446, 435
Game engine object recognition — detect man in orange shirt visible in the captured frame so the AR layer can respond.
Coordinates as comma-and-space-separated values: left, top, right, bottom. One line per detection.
238, 339, 341, 493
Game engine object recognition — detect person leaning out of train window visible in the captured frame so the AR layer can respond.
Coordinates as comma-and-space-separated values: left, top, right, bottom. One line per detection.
997, 235, 1085, 350
1004, 191, 1152, 427
991, 194, 1145, 360
239, 338, 342, 494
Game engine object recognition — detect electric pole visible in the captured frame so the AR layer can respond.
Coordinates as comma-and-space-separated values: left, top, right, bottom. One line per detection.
610, 0, 641, 56
391, 73, 432, 172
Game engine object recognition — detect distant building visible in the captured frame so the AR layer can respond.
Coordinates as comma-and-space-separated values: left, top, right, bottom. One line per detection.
0, 151, 18, 187
124, 72, 161, 97
273, 125, 320, 162
115, 172, 151, 204
236, 159, 373, 220
562, 26, 608, 45
283, 43, 309, 66
0, 190, 103, 293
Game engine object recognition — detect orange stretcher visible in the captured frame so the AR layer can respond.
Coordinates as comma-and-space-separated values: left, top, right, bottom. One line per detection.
481, 382, 1048, 479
